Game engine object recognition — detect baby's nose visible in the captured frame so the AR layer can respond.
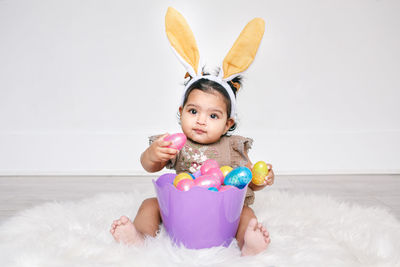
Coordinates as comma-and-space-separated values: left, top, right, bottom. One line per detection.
196, 114, 207, 125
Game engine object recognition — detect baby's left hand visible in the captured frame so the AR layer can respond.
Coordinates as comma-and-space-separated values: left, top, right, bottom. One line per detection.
264, 164, 274, 186
248, 163, 274, 191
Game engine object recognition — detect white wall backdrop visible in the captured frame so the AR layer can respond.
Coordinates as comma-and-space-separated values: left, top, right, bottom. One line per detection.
0, 0, 399, 175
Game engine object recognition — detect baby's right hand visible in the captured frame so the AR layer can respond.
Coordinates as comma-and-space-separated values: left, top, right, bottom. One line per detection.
148, 133, 179, 163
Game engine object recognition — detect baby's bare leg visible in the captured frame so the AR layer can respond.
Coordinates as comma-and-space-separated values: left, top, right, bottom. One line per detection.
110, 197, 161, 245
236, 206, 256, 249
133, 197, 161, 237
236, 206, 270, 256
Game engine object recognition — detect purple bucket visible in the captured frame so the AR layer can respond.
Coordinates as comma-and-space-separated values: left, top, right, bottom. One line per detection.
153, 173, 247, 249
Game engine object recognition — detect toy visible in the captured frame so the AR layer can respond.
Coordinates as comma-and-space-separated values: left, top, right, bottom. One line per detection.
173, 172, 193, 187
156, 173, 176, 187
164, 133, 187, 150
194, 174, 221, 189
176, 178, 195, 191
200, 159, 220, 175
251, 161, 269, 185
154, 172, 248, 249
220, 166, 233, 177
205, 167, 224, 184
224, 166, 252, 189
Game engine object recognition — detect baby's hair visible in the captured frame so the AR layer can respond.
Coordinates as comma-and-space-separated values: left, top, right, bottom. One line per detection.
179, 71, 243, 135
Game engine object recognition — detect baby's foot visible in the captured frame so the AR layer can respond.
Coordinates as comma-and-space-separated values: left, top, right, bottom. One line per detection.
110, 215, 144, 246
241, 218, 270, 256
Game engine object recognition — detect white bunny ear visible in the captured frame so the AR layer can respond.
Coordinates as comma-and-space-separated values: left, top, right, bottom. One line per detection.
220, 18, 265, 81
165, 7, 201, 77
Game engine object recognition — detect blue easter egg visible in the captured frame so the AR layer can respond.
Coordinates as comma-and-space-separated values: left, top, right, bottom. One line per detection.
208, 187, 218, 192
224, 166, 252, 189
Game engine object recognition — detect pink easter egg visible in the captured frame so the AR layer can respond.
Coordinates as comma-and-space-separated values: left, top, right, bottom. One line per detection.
219, 185, 235, 192
176, 178, 195, 191
193, 174, 221, 189
200, 159, 220, 175
205, 167, 224, 184
164, 133, 187, 150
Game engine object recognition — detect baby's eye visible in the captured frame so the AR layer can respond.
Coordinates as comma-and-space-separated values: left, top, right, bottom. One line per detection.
189, 109, 197, 115
210, 114, 219, 119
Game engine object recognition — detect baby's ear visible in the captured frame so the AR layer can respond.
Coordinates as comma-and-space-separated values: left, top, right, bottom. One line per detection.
224, 118, 235, 133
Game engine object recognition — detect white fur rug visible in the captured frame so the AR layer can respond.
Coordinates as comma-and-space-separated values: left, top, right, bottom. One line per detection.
1, 189, 400, 267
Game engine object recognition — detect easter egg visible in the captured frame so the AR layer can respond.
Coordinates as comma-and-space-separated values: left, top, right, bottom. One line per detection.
252, 173, 266, 185
176, 178, 195, 191
218, 185, 235, 192
200, 159, 220, 175
220, 166, 233, 177
208, 187, 218, 192
173, 172, 193, 187
224, 166, 252, 189
194, 174, 221, 189
251, 161, 269, 185
164, 133, 187, 150
205, 167, 224, 184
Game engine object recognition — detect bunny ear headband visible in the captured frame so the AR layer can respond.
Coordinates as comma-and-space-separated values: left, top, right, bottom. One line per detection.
165, 7, 265, 119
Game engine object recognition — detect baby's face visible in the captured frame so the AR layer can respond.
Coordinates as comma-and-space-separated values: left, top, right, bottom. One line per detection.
179, 89, 234, 144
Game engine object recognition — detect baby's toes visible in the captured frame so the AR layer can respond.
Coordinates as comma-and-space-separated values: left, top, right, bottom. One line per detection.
112, 220, 120, 227
262, 228, 269, 236
120, 215, 130, 224
114, 219, 123, 227
264, 229, 271, 239
259, 225, 268, 234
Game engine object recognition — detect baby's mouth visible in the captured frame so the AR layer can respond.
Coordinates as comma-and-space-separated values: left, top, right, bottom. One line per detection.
193, 128, 206, 135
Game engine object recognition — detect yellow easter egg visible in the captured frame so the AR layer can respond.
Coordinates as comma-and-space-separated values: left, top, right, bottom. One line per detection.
252, 172, 265, 185
173, 172, 193, 187
220, 166, 233, 177
252, 161, 269, 176
251, 161, 269, 185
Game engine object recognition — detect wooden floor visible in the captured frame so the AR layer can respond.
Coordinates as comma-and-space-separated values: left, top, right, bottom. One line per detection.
0, 174, 399, 223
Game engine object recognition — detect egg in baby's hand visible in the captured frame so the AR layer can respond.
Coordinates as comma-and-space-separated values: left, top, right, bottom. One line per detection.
164, 133, 187, 150
251, 161, 269, 185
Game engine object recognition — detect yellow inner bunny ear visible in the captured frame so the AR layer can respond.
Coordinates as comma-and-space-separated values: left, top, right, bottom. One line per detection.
222, 18, 265, 80
165, 7, 200, 76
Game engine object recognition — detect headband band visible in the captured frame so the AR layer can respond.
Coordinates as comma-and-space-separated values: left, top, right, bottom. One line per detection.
181, 75, 237, 119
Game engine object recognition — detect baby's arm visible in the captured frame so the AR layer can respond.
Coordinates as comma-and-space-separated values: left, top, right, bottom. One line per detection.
140, 133, 179, 173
